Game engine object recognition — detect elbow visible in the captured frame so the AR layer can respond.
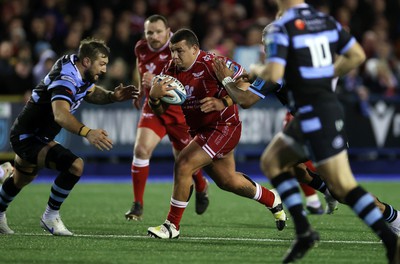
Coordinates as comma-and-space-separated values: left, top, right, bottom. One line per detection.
53, 114, 65, 127
356, 50, 366, 66
237, 98, 256, 109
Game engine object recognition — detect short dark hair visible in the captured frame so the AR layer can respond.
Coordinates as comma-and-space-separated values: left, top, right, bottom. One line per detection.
145, 14, 168, 28
170, 28, 199, 47
78, 38, 110, 61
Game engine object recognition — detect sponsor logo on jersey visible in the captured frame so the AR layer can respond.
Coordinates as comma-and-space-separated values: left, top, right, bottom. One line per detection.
142, 112, 154, 118
61, 75, 77, 86
184, 85, 194, 98
192, 70, 204, 79
294, 19, 305, 30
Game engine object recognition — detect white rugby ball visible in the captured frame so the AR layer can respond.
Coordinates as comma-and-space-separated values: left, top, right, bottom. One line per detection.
154, 74, 187, 105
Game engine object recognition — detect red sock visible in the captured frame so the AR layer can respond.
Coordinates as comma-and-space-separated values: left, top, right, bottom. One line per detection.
131, 160, 149, 206
192, 169, 206, 192
167, 198, 188, 229
304, 160, 316, 172
300, 182, 317, 196
254, 183, 276, 208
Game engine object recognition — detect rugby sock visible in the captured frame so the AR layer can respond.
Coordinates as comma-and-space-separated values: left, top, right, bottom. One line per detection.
307, 174, 328, 194
192, 169, 207, 193
345, 186, 397, 253
0, 176, 21, 212
300, 182, 317, 196
271, 172, 310, 235
253, 182, 276, 208
167, 198, 188, 229
304, 160, 316, 171
47, 171, 80, 210
383, 203, 399, 224
131, 157, 149, 206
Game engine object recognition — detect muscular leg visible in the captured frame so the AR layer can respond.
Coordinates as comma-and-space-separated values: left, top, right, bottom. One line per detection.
203, 151, 286, 230
131, 127, 161, 208
317, 151, 398, 255
166, 141, 212, 228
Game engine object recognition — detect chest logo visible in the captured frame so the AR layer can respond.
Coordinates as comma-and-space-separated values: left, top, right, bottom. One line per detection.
145, 63, 156, 73
159, 54, 169, 60
192, 71, 204, 78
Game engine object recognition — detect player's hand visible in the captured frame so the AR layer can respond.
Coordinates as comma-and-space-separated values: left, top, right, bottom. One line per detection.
212, 58, 234, 82
200, 97, 225, 113
86, 129, 113, 151
113, 83, 139, 102
142, 72, 155, 88
149, 77, 176, 99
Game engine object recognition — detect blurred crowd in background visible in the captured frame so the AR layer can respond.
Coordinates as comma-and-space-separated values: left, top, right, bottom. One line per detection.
0, 0, 400, 112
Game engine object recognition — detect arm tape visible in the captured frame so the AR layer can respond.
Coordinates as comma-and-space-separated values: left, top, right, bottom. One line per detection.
249, 77, 281, 96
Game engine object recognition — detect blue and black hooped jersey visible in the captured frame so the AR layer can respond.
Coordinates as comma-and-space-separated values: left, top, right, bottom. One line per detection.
263, 3, 355, 107
11, 54, 95, 141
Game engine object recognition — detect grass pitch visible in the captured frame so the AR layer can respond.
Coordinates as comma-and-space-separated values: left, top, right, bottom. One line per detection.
0, 180, 398, 264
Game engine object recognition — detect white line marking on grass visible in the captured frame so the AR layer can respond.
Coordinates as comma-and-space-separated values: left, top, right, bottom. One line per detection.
17, 232, 381, 244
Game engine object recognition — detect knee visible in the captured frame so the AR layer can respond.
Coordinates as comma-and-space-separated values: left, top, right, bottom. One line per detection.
174, 156, 195, 179
69, 158, 84, 176
134, 144, 152, 159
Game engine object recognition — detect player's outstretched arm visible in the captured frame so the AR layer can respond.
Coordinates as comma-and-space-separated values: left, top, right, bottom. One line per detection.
51, 100, 113, 151
85, 84, 139, 104
212, 58, 260, 109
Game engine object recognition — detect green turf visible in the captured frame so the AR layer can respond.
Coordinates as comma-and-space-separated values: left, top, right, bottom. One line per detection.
1, 180, 398, 264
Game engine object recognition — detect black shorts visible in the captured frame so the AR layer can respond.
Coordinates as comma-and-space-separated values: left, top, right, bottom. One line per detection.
10, 135, 51, 164
284, 100, 347, 163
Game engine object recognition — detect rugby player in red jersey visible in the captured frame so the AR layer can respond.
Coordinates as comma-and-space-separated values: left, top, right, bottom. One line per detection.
125, 15, 209, 220
146, 28, 287, 239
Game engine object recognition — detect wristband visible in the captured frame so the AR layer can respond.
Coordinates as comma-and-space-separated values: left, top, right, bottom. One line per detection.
149, 99, 161, 108
222, 76, 234, 86
249, 77, 281, 96
149, 96, 159, 102
222, 95, 233, 107
78, 125, 92, 137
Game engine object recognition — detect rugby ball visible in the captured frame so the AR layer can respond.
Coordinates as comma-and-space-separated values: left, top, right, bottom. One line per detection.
154, 74, 187, 105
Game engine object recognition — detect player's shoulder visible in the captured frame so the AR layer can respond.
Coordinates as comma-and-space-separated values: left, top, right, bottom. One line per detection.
134, 39, 148, 51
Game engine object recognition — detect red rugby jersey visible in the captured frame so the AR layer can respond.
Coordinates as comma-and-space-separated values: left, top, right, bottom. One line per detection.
162, 50, 243, 132
135, 38, 186, 124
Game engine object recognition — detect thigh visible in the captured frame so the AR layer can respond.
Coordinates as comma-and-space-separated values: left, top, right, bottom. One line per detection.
134, 127, 162, 155
137, 113, 167, 139
260, 132, 306, 177
316, 150, 357, 200
166, 122, 192, 151
193, 123, 241, 160
10, 136, 49, 165
175, 140, 212, 175
203, 151, 236, 182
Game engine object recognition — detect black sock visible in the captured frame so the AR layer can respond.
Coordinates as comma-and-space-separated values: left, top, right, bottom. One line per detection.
382, 203, 398, 223
48, 171, 80, 210
307, 170, 327, 193
345, 186, 397, 259
270, 172, 310, 235
0, 176, 21, 212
